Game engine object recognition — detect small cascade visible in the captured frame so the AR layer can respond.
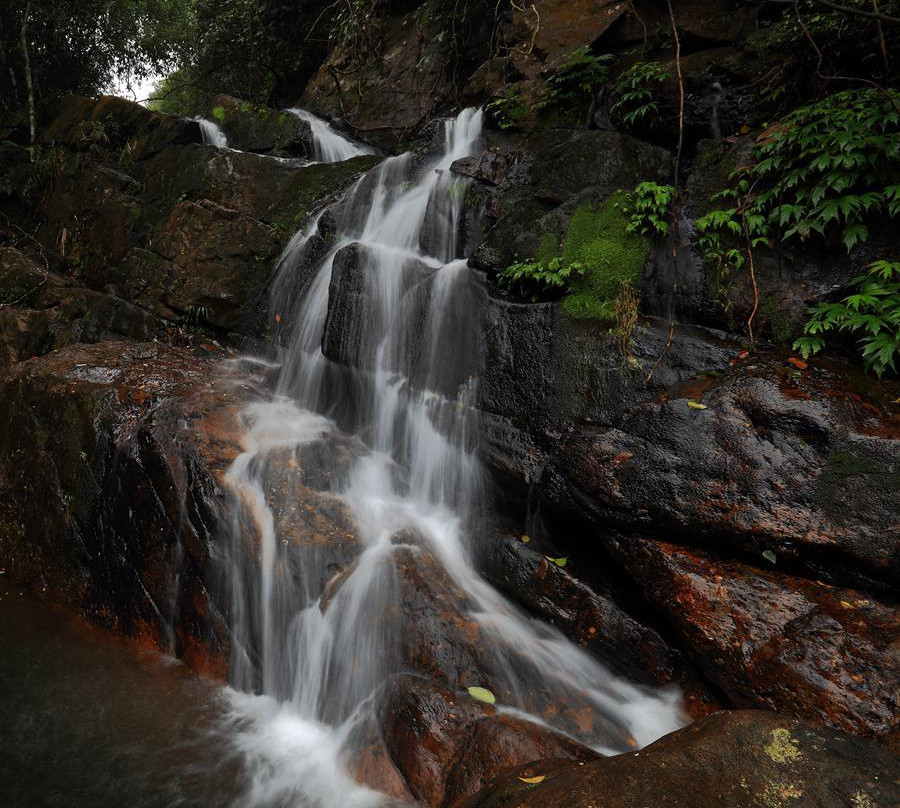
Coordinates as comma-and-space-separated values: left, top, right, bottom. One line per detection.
287, 108, 371, 163
220, 108, 685, 807
197, 117, 229, 148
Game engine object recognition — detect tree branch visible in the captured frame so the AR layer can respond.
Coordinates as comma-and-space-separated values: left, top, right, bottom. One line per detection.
813, 0, 900, 23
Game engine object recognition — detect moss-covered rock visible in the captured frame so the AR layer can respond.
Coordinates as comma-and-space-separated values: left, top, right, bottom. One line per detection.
468, 129, 670, 274
207, 94, 311, 156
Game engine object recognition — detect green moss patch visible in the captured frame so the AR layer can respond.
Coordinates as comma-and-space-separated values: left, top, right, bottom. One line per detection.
560, 192, 651, 323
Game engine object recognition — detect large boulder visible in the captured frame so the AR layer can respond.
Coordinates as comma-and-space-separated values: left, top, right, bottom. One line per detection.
0, 341, 253, 674
42, 95, 202, 161
610, 538, 899, 737
205, 94, 311, 156
480, 533, 721, 718
374, 674, 597, 807
545, 354, 900, 590
460, 710, 899, 808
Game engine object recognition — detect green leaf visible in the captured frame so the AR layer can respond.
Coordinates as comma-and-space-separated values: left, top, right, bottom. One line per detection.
467, 686, 497, 704
687, 400, 708, 410
762, 550, 777, 565
546, 556, 568, 567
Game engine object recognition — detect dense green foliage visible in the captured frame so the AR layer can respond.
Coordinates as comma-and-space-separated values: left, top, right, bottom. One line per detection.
610, 61, 670, 130
698, 88, 899, 257
1, 0, 190, 121
753, 89, 900, 249
538, 48, 614, 113
794, 260, 900, 376
690, 88, 899, 333
627, 182, 676, 238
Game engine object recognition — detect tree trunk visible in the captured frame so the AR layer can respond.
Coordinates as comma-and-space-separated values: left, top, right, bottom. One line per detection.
21, 1, 35, 162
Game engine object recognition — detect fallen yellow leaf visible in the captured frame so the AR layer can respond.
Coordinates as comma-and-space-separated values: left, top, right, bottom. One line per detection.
518, 775, 546, 784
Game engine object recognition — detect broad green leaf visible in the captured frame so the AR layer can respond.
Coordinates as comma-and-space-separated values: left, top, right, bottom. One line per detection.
467, 686, 496, 704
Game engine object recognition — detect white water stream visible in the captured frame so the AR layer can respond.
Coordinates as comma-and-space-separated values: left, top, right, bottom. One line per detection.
287, 108, 372, 163
197, 117, 229, 148
219, 108, 685, 807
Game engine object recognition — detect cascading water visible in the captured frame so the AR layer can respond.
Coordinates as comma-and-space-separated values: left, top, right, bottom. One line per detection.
197, 117, 229, 148
287, 108, 371, 163
220, 108, 685, 808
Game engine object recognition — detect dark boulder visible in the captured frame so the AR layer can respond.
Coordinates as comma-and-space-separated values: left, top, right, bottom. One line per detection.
547, 354, 900, 589
609, 537, 899, 737
376, 674, 597, 808
206, 94, 311, 157
459, 710, 899, 808
0, 341, 257, 676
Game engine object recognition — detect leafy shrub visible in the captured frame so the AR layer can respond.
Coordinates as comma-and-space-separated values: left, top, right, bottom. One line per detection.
538, 47, 614, 111
693, 88, 899, 337
610, 61, 670, 129
485, 88, 529, 131
794, 259, 900, 376
499, 255, 586, 293
627, 181, 676, 237
753, 88, 900, 251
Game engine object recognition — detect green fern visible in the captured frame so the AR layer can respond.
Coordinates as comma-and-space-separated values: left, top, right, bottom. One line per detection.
610, 61, 670, 129
794, 260, 900, 377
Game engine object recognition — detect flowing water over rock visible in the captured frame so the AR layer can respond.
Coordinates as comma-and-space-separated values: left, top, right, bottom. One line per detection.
287, 108, 372, 163
197, 117, 229, 148
218, 108, 685, 807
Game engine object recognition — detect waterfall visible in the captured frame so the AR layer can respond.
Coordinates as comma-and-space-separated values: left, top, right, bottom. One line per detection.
220, 108, 685, 807
197, 117, 229, 148
287, 108, 371, 163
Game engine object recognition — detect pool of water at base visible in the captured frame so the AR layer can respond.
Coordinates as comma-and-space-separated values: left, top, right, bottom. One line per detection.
0, 579, 246, 808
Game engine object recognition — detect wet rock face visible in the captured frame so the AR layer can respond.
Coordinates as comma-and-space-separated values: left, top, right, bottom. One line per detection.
551, 355, 899, 590
480, 534, 721, 718
0, 341, 255, 675
374, 674, 597, 808
460, 710, 900, 808
611, 538, 899, 737
206, 94, 312, 156
8, 95, 381, 339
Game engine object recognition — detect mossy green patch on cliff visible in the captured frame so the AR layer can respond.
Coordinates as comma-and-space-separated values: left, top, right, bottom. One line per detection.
560, 192, 650, 323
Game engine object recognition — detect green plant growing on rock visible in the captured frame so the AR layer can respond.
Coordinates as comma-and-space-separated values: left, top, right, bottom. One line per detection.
753, 88, 900, 251
485, 88, 529, 131
499, 255, 586, 296
538, 47, 614, 112
695, 87, 899, 343
794, 259, 900, 376
627, 182, 676, 237
610, 61, 670, 129
499, 192, 651, 334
